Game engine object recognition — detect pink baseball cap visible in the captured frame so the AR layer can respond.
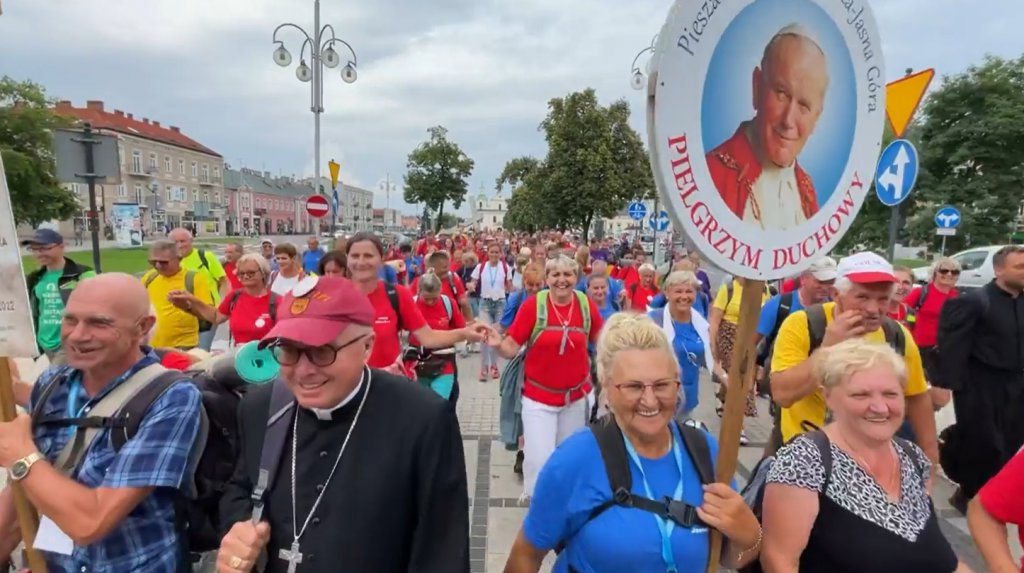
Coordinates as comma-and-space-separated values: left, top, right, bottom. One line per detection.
258, 276, 375, 348
836, 252, 896, 284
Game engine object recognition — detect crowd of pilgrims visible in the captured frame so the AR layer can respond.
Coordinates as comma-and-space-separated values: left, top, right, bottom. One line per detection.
196, 228, 1017, 572
13, 226, 1023, 573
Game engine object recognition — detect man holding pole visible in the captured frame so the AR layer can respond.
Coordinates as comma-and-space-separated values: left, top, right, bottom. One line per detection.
0, 273, 202, 572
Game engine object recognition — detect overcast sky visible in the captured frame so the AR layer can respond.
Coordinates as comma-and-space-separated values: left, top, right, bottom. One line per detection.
3, 0, 1022, 215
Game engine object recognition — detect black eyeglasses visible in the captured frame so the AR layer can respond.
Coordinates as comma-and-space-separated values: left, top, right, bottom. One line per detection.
272, 334, 368, 367
148, 259, 173, 267
937, 269, 961, 276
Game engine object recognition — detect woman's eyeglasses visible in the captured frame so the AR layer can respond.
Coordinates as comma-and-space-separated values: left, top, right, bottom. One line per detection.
272, 335, 368, 367
614, 380, 680, 400
937, 269, 961, 276
237, 270, 260, 279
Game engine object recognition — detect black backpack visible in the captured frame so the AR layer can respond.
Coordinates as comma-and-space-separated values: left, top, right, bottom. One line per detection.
554, 415, 715, 553
31, 360, 247, 555
805, 303, 906, 356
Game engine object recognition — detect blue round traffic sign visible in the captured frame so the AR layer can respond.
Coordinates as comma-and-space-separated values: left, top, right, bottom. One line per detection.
648, 210, 670, 232
874, 139, 919, 207
935, 206, 961, 229
628, 201, 648, 221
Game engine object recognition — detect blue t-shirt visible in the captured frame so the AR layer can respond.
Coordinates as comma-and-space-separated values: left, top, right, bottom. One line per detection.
524, 428, 722, 573
378, 264, 398, 285
649, 292, 708, 318
648, 309, 704, 416
579, 277, 624, 303
756, 292, 804, 338
302, 248, 324, 274
500, 290, 528, 329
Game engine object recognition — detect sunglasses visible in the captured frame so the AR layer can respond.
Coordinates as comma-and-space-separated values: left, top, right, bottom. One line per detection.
272, 334, 368, 367
937, 269, 961, 276
148, 259, 173, 267
237, 270, 261, 279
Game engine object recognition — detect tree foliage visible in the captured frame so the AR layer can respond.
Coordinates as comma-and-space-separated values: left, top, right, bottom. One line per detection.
497, 89, 653, 240
403, 126, 474, 234
835, 126, 897, 253
903, 56, 1024, 251
0, 76, 78, 227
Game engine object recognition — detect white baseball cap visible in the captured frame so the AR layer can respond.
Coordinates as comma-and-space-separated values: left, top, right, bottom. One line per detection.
807, 256, 838, 281
837, 252, 896, 284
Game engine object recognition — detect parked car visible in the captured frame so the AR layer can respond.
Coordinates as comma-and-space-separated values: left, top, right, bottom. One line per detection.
913, 245, 1005, 290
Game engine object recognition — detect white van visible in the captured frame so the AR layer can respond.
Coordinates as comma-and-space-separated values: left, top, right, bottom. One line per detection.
914, 245, 1006, 290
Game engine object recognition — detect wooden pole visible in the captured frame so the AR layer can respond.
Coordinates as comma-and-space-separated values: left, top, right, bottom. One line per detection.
0, 359, 47, 573
706, 278, 765, 573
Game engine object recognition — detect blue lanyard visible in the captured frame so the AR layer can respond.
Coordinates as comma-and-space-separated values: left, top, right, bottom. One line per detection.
622, 424, 685, 573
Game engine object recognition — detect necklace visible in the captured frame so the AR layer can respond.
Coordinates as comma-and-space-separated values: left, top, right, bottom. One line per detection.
282, 368, 372, 573
837, 432, 900, 501
549, 294, 575, 355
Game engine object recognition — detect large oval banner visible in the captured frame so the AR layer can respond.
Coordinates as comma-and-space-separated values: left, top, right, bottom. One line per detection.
648, 0, 885, 280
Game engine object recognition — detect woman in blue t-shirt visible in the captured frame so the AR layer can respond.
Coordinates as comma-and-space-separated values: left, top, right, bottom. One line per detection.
504, 313, 761, 573
648, 270, 725, 419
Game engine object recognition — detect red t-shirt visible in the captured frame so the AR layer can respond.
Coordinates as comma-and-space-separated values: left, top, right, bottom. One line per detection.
406, 295, 466, 376
367, 281, 428, 368
978, 448, 1024, 572
411, 273, 466, 303
629, 283, 660, 312
507, 294, 604, 406
416, 239, 438, 257
617, 266, 640, 289
904, 284, 958, 347
217, 292, 276, 344
224, 261, 243, 291
160, 351, 193, 370
888, 303, 909, 324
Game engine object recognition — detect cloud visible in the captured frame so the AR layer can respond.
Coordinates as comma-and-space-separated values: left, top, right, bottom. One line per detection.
2, 0, 1022, 217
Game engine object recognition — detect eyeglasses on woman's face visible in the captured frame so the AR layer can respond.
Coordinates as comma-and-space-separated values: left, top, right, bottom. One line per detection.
937, 268, 960, 276
614, 379, 680, 401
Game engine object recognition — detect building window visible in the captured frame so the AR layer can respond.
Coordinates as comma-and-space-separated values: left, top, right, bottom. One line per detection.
166, 187, 173, 202
164, 156, 172, 172
213, 167, 220, 180
192, 189, 199, 202
203, 191, 210, 203
191, 162, 198, 177
131, 151, 142, 173
148, 153, 157, 171
135, 184, 144, 204
178, 159, 185, 175
117, 184, 127, 199
201, 164, 209, 182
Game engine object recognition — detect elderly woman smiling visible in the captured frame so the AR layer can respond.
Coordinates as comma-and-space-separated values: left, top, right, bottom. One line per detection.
761, 338, 972, 573
648, 271, 726, 419
503, 313, 760, 573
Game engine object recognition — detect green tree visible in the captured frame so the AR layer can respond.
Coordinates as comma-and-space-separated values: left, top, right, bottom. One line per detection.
496, 156, 551, 234
536, 89, 653, 240
906, 56, 1024, 251
0, 76, 78, 226
403, 126, 474, 234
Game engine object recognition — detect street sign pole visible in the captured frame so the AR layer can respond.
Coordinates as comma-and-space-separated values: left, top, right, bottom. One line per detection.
941, 234, 947, 256
886, 207, 899, 262
652, 196, 660, 264
74, 123, 104, 273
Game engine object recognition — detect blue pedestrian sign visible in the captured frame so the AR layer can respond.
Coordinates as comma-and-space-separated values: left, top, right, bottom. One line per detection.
874, 139, 919, 207
628, 201, 648, 221
935, 206, 961, 229
331, 188, 340, 214
649, 210, 671, 232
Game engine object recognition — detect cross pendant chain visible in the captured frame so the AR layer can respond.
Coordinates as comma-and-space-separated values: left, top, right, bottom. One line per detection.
279, 540, 304, 573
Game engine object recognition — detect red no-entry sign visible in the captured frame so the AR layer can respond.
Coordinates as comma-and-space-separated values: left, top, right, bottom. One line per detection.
306, 195, 330, 219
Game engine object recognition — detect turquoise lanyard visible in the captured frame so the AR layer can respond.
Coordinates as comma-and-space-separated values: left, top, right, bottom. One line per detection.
622, 424, 685, 573
65, 379, 89, 440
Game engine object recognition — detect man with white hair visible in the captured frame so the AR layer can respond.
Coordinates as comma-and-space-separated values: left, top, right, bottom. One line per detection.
769, 252, 939, 463
706, 24, 830, 230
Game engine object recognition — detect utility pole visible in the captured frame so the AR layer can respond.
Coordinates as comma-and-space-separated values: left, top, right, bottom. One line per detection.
73, 123, 104, 272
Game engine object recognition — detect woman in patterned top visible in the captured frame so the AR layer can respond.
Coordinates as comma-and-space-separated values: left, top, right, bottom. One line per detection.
760, 338, 972, 573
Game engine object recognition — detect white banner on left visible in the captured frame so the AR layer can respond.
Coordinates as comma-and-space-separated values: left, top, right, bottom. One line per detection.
0, 154, 39, 357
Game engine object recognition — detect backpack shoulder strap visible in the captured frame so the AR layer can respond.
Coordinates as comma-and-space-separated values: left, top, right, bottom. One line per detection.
53, 363, 169, 475
805, 304, 828, 354
772, 292, 795, 339
677, 422, 714, 485
881, 317, 907, 355
143, 270, 158, 288
805, 430, 835, 492
588, 417, 633, 516
530, 291, 549, 344
913, 284, 930, 313
441, 294, 454, 321
893, 437, 926, 479
197, 248, 210, 271
30, 368, 74, 426
253, 380, 297, 514
109, 369, 191, 452
575, 291, 592, 335
228, 289, 243, 314
268, 293, 279, 322
726, 280, 735, 306
385, 283, 403, 331
184, 270, 197, 295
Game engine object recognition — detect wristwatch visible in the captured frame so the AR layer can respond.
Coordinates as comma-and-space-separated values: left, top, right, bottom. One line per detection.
9, 452, 44, 482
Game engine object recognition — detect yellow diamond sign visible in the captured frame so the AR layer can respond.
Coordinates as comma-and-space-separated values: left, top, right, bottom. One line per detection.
328, 159, 341, 190
886, 69, 935, 138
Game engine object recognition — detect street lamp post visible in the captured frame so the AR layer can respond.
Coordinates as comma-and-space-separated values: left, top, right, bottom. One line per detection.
272, 0, 358, 202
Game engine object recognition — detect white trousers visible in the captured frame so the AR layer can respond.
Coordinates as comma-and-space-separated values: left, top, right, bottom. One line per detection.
521, 393, 592, 496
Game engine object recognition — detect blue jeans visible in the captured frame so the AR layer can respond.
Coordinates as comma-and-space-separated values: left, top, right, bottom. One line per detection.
479, 298, 506, 369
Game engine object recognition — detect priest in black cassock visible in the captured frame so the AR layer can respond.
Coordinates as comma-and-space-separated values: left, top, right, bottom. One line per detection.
937, 245, 1024, 507
216, 275, 472, 573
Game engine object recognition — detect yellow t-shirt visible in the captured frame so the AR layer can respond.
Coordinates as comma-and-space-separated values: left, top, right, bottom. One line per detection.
713, 280, 771, 324
182, 248, 226, 303
770, 301, 928, 443
143, 268, 214, 349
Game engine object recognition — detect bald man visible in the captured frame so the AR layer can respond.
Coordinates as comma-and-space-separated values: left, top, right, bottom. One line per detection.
168, 228, 226, 350
707, 24, 829, 230
0, 273, 202, 572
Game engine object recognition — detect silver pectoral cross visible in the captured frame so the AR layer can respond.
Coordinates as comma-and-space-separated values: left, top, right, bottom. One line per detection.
279, 540, 304, 573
